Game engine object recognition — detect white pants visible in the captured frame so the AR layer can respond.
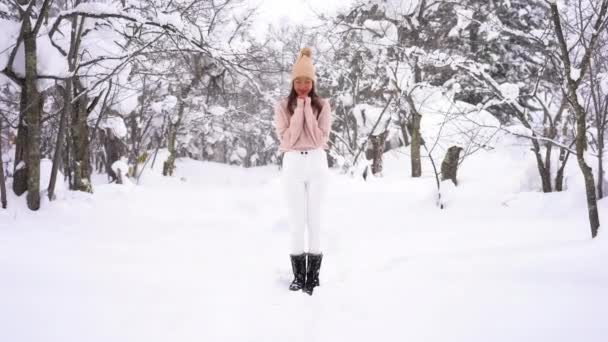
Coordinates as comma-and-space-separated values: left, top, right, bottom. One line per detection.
281, 148, 329, 255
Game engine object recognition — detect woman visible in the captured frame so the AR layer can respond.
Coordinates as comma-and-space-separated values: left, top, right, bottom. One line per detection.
274, 47, 332, 296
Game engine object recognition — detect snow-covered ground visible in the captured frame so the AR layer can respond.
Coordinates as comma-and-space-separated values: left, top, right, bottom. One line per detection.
1, 144, 607, 342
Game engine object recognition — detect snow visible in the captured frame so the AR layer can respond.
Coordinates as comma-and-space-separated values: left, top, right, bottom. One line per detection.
101, 116, 128, 139
250, 0, 352, 40
448, 8, 474, 38
0, 20, 20, 71
44, 6, 158, 104
151, 96, 178, 114
1, 143, 607, 341
236, 147, 247, 158
504, 124, 533, 137
111, 158, 129, 174
59, 2, 123, 19
376, 0, 421, 19
338, 93, 354, 107
387, 59, 414, 92
530, 29, 547, 40
479, 21, 501, 41
35, 35, 70, 89
600, 72, 608, 93
499, 82, 521, 100
1, 1, 608, 340
412, 85, 501, 155
264, 134, 275, 148
157, 11, 184, 31
40, 158, 67, 195
207, 105, 228, 117
363, 19, 399, 44
111, 158, 131, 184
110, 68, 140, 115
352, 103, 390, 136
570, 68, 581, 81
0, 19, 69, 90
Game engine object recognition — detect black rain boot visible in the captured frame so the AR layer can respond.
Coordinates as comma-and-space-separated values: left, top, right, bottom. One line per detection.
303, 253, 323, 296
289, 254, 306, 291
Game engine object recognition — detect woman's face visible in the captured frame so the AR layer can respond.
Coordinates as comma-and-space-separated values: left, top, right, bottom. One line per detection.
294, 77, 313, 97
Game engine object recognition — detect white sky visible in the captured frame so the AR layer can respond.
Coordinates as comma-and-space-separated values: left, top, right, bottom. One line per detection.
248, 0, 354, 39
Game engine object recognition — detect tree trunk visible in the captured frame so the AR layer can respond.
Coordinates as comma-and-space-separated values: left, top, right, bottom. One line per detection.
515, 116, 551, 192
555, 148, 570, 192
61, 14, 92, 193
64, 124, 72, 188
102, 128, 125, 182
370, 130, 388, 176
327, 133, 337, 168
10, 2, 29, 197
0, 117, 7, 209
129, 112, 141, 177
351, 107, 359, 153
116, 168, 123, 185
597, 136, 604, 199
70, 82, 92, 193
50, 15, 84, 199
13, 97, 28, 196
441, 146, 463, 186
409, 106, 422, 178
549, 0, 606, 237
163, 56, 203, 176
23, 13, 42, 210
399, 115, 409, 146
409, 58, 423, 178
571, 97, 600, 238
541, 144, 553, 192
163, 119, 179, 176
48, 84, 70, 201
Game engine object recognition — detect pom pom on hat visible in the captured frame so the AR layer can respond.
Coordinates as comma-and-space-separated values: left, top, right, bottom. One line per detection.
300, 47, 312, 58
291, 47, 317, 82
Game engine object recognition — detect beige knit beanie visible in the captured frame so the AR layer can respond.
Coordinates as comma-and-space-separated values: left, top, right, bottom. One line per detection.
291, 47, 317, 82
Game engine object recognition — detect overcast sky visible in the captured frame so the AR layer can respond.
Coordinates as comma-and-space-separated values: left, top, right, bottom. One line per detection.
248, 0, 354, 38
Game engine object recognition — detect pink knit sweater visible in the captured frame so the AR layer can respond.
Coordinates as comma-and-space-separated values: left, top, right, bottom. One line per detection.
274, 97, 332, 152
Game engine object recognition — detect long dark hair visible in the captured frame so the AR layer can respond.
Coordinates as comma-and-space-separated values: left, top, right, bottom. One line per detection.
287, 82, 323, 118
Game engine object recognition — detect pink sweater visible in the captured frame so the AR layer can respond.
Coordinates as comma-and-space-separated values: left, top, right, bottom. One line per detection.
274, 97, 332, 152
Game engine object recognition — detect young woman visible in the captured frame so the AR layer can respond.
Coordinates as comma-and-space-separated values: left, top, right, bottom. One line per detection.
273, 47, 332, 296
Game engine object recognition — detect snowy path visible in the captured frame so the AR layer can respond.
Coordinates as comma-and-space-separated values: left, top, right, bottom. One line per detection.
1, 161, 607, 342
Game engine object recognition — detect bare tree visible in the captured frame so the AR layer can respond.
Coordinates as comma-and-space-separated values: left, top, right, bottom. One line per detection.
2, 0, 53, 210
586, 30, 608, 199
0, 114, 7, 208
549, 0, 608, 238
441, 146, 464, 186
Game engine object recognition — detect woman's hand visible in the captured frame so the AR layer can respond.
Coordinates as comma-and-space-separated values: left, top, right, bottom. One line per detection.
296, 96, 310, 107
298, 96, 311, 104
